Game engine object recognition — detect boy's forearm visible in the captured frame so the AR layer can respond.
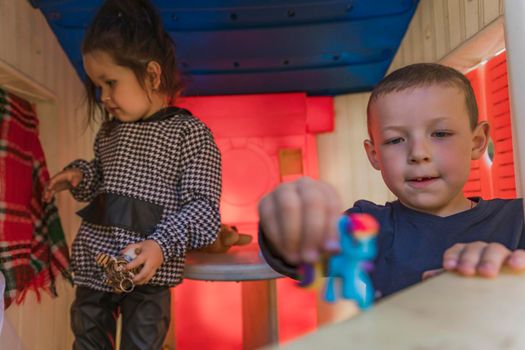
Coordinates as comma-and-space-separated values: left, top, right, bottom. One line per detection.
258, 226, 298, 279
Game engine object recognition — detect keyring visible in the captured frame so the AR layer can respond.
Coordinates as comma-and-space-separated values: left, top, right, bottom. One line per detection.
120, 278, 135, 293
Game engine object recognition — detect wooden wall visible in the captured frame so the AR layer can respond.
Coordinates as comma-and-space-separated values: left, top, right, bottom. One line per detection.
0, 0, 93, 349
391, 0, 504, 71
319, 0, 505, 210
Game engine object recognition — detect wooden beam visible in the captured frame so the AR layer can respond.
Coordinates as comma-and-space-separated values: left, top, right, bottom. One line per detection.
0, 58, 55, 102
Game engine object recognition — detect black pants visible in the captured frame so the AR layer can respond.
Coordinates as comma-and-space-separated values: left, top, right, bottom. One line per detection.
71, 285, 171, 350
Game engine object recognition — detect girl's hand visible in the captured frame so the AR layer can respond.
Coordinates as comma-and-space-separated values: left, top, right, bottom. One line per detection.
443, 242, 525, 277
43, 169, 83, 202
258, 176, 342, 265
124, 240, 165, 285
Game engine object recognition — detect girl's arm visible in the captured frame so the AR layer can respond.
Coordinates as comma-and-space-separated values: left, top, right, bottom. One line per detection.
149, 122, 222, 261
63, 132, 102, 202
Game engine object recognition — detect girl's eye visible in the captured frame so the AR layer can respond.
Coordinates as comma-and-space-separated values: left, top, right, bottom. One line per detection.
432, 131, 452, 138
384, 137, 403, 145
106, 80, 116, 87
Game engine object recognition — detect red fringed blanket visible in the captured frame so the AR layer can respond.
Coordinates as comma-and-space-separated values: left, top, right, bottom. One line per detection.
0, 88, 72, 309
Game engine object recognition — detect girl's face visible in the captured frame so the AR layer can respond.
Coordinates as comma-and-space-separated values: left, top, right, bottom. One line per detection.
83, 50, 164, 122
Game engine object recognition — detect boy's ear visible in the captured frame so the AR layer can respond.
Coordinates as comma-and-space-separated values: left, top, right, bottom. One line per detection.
471, 121, 490, 160
146, 61, 162, 91
364, 139, 381, 170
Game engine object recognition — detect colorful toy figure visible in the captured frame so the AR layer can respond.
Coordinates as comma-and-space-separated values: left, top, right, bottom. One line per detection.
298, 213, 379, 310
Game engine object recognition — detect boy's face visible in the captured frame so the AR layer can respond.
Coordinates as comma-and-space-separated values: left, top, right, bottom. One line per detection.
364, 84, 489, 216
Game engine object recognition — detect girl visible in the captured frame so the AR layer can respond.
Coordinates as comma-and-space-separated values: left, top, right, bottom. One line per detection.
44, 1, 222, 349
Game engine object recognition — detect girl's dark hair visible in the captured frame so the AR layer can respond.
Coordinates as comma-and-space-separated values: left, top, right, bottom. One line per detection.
82, 0, 182, 125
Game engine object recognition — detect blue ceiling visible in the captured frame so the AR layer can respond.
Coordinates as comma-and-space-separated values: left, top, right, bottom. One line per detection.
30, 0, 419, 96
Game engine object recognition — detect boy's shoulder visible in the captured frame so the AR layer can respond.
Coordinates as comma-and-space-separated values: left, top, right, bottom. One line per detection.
481, 197, 523, 213
347, 197, 523, 212
344, 199, 396, 220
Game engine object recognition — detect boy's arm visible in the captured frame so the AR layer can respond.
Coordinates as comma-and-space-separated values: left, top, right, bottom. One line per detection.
148, 122, 222, 262
258, 225, 298, 279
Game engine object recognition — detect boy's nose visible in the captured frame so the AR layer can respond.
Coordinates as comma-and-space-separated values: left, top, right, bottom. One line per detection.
408, 140, 431, 163
409, 153, 431, 163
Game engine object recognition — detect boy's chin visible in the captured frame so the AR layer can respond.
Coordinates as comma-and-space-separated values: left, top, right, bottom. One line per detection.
400, 196, 468, 216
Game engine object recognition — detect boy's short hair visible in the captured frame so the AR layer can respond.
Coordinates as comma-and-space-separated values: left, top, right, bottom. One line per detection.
367, 63, 479, 135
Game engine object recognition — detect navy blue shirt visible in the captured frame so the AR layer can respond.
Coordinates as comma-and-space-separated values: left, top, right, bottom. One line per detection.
260, 198, 525, 298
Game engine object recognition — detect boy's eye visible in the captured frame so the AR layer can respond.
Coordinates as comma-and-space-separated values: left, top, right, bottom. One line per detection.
432, 131, 452, 138
384, 137, 404, 145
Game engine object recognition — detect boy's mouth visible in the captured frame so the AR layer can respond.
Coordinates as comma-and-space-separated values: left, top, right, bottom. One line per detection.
409, 176, 437, 181
406, 176, 439, 187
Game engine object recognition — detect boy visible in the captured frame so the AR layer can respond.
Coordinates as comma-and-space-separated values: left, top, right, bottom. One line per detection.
258, 63, 525, 298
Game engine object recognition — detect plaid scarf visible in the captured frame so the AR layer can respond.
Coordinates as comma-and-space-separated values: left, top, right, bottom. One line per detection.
0, 88, 72, 309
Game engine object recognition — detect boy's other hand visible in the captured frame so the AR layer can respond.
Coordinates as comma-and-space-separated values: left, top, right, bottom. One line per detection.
443, 241, 525, 277
258, 177, 342, 265
422, 268, 444, 281
124, 240, 164, 285
43, 168, 83, 202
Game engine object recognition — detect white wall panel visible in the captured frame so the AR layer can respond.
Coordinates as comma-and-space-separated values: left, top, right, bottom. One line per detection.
0, 1, 93, 349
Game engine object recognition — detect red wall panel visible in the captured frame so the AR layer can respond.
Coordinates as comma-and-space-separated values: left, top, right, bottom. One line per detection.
174, 93, 334, 349
463, 50, 516, 199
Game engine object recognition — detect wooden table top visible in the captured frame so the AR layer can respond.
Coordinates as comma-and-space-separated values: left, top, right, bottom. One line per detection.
183, 243, 284, 281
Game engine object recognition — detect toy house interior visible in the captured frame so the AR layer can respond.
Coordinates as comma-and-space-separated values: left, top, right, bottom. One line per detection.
1, 0, 524, 349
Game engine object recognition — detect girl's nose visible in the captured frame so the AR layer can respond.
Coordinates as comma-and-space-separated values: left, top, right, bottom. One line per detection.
99, 88, 110, 102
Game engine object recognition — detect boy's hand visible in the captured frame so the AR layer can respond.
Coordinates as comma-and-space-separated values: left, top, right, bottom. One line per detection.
124, 240, 164, 285
443, 241, 525, 277
258, 177, 342, 265
422, 268, 444, 281
43, 169, 83, 202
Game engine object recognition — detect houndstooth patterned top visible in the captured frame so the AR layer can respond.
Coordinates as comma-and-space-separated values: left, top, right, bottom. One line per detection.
66, 107, 222, 291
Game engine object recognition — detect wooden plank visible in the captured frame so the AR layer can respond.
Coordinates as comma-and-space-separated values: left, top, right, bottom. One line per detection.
483, 0, 502, 25
409, 3, 424, 63
420, 1, 436, 62
464, 0, 480, 38
432, 0, 449, 60
447, 0, 464, 51
272, 271, 525, 350
0, 59, 56, 102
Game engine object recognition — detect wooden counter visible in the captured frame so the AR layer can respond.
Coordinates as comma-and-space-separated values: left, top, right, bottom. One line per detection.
268, 270, 525, 350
